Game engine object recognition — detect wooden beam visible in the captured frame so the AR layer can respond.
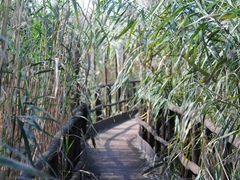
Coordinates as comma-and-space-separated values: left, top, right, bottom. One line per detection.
168, 103, 240, 149
136, 116, 208, 178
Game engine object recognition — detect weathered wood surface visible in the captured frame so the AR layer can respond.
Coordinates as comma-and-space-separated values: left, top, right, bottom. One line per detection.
84, 118, 157, 180
19, 103, 89, 179
137, 116, 204, 177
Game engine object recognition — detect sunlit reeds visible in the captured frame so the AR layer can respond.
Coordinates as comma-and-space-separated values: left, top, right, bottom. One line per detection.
1, 0, 240, 179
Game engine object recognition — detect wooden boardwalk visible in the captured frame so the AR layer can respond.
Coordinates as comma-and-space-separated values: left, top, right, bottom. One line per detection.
84, 118, 156, 180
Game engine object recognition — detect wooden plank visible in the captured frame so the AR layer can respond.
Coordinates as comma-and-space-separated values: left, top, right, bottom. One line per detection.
84, 118, 153, 180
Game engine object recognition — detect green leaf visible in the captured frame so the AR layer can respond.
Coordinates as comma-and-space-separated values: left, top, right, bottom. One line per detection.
154, 5, 188, 37
114, 19, 137, 40
0, 35, 15, 50
27, 115, 54, 138
0, 155, 53, 179
17, 118, 34, 166
34, 69, 54, 75
182, 56, 210, 77
30, 95, 56, 103
27, 104, 55, 118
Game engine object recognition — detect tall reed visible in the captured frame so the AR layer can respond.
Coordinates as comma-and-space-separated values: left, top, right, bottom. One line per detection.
1, 0, 239, 179
114, 0, 240, 178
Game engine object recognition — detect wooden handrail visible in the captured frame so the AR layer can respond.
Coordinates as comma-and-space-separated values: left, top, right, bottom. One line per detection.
137, 116, 205, 177
19, 103, 89, 179
90, 100, 128, 112
204, 118, 240, 149
91, 80, 140, 119
139, 102, 239, 179
168, 104, 183, 115
92, 80, 140, 89
168, 103, 240, 149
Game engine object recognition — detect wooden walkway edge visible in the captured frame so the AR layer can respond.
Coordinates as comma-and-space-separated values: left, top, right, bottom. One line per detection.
84, 118, 157, 180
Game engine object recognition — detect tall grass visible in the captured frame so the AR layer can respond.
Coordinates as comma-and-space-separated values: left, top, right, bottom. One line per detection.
114, 0, 240, 178
0, 0, 147, 177
0, 0, 102, 177
1, 0, 239, 178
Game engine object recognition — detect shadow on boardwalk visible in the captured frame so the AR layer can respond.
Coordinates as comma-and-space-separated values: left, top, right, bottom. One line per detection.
84, 118, 158, 180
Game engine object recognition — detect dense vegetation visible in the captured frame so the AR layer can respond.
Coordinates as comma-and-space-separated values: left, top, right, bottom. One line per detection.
0, 0, 240, 179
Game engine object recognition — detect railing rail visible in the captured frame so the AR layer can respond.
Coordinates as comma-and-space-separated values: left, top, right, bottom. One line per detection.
19, 103, 89, 180
138, 103, 239, 179
91, 80, 140, 120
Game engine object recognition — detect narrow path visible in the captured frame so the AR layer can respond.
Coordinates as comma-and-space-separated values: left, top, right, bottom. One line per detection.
84, 118, 156, 180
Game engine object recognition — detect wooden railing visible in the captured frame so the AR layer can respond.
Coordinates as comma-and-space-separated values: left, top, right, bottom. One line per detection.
137, 104, 239, 180
18, 80, 140, 179
19, 103, 89, 180
91, 80, 139, 120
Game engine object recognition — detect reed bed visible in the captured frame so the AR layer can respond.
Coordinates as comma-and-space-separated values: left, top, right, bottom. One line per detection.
1, 0, 240, 179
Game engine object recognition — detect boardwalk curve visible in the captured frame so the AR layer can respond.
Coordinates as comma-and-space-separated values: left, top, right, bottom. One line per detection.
85, 118, 155, 180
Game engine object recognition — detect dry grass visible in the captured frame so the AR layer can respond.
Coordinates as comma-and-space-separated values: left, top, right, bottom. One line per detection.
0, 0, 140, 177
1, 0, 239, 179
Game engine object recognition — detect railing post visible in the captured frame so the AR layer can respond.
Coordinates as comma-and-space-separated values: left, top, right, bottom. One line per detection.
114, 54, 118, 113
155, 109, 162, 154
147, 129, 154, 148
95, 89, 102, 121
160, 113, 166, 151
139, 107, 147, 141
106, 85, 111, 117
146, 105, 154, 148
104, 51, 108, 117
221, 140, 232, 180
115, 87, 118, 112
205, 127, 212, 141
48, 152, 59, 178
166, 110, 175, 141
191, 123, 201, 179
109, 86, 112, 116
105, 87, 107, 118
126, 83, 130, 111
66, 103, 88, 178
118, 87, 122, 111
122, 87, 127, 112
132, 82, 137, 105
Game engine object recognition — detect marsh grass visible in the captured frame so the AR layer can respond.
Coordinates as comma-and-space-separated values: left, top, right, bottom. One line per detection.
112, 0, 240, 179
0, 0, 143, 177
1, 0, 240, 179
